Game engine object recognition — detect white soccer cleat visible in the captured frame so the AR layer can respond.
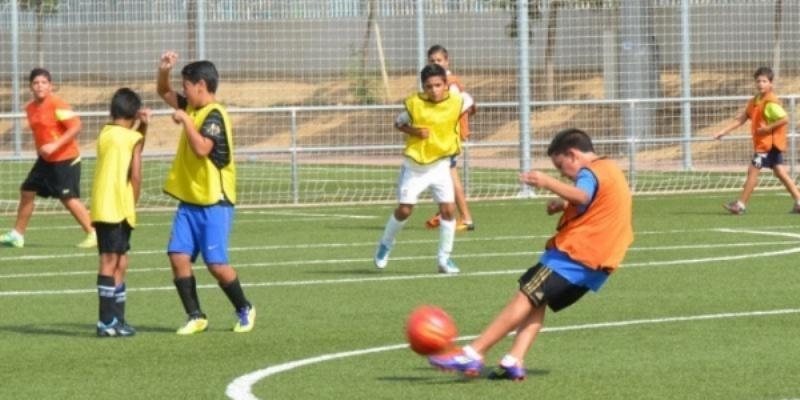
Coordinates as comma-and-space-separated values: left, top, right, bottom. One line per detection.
374, 243, 391, 269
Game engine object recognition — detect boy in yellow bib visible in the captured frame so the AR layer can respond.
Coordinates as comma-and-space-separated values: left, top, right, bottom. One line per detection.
374, 64, 474, 273
157, 51, 255, 334
92, 88, 149, 337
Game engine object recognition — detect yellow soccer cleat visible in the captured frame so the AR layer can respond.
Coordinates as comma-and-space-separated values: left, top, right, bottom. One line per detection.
76, 231, 98, 249
176, 316, 209, 335
0, 231, 24, 248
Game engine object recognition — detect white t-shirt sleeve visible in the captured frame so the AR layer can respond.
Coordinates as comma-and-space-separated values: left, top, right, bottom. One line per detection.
460, 92, 474, 113
395, 111, 411, 126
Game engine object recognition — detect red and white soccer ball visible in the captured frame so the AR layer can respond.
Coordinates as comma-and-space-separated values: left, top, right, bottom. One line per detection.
405, 305, 458, 355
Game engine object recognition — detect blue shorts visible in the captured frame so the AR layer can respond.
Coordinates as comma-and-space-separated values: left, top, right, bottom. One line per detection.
167, 202, 234, 265
751, 148, 783, 169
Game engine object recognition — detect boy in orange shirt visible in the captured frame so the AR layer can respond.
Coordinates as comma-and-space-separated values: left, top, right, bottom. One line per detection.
429, 129, 633, 380
713, 66, 800, 214
0, 68, 96, 248
423, 45, 477, 231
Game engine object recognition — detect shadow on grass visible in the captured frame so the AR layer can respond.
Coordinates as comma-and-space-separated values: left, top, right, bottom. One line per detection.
377, 367, 549, 384
0, 322, 175, 337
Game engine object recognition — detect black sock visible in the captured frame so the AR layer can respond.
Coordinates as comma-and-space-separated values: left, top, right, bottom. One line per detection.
97, 275, 116, 325
174, 276, 203, 317
114, 283, 126, 324
220, 278, 250, 311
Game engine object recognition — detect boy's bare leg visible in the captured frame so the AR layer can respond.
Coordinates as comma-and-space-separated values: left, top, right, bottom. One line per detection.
12, 191, 36, 235
451, 168, 473, 224
470, 292, 534, 355
61, 197, 94, 233
506, 304, 546, 361
738, 165, 760, 205
773, 165, 800, 200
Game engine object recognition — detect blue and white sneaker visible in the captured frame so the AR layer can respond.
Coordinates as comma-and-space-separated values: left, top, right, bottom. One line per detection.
437, 258, 460, 274
429, 351, 484, 377
233, 305, 256, 333
374, 243, 391, 269
96, 318, 136, 338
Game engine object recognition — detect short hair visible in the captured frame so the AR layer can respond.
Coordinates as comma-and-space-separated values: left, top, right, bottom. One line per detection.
753, 66, 774, 82
29, 68, 51, 83
420, 64, 447, 84
547, 128, 595, 156
427, 44, 449, 59
110, 88, 142, 120
181, 60, 219, 93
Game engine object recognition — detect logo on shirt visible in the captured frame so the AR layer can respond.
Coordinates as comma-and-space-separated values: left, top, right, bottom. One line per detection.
205, 122, 222, 138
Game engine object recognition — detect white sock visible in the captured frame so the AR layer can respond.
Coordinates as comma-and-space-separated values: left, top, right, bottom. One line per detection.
379, 214, 406, 247
11, 229, 23, 238
438, 218, 455, 263
462, 345, 483, 361
500, 355, 519, 368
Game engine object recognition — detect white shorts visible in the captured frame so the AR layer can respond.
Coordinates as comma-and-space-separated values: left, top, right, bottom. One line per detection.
396, 157, 454, 204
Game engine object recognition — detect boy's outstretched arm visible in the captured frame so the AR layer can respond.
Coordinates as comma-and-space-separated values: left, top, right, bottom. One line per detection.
157, 51, 180, 109
713, 109, 748, 139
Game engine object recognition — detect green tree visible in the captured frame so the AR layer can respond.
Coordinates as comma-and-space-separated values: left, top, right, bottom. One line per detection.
18, 0, 59, 66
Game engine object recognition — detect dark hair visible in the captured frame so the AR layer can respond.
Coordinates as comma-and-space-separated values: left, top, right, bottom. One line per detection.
427, 44, 448, 59
181, 60, 219, 93
110, 88, 142, 120
753, 66, 774, 82
547, 128, 595, 156
29, 68, 51, 83
420, 64, 447, 84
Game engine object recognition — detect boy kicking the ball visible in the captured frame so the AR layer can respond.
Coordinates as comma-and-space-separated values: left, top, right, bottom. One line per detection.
92, 88, 149, 337
428, 129, 633, 380
157, 51, 255, 334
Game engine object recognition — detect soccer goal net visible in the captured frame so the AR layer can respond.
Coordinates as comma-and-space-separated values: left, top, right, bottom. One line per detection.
1, 0, 799, 212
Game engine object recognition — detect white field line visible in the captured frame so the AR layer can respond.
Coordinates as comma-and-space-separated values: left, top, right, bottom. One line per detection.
225, 307, 800, 400
1, 228, 798, 291
0, 238, 797, 282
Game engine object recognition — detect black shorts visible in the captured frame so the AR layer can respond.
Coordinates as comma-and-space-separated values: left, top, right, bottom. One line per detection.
94, 222, 132, 255
518, 263, 589, 312
751, 148, 783, 169
21, 157, 82, 199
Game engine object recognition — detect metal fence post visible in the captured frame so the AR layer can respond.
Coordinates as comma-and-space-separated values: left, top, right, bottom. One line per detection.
290, 108, 299, 204
517, 0, 533, 198
11, 0, 21, 157
627, 101, 638, 192
790, 96, 797, 177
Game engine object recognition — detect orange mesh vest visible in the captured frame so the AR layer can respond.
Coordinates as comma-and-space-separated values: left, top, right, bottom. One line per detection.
747, 92, 787, 152
545, 159, 633, 273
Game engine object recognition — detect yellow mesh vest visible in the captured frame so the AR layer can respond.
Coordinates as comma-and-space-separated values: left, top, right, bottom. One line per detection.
402, 92, 462, 164
163, 103, 237, 205
90, 124, 143, 226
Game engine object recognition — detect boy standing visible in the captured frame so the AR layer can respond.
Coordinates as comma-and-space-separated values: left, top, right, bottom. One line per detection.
429, 129, 633, 380
713, 66, 800, 214
157, 51, 255, 334
374, 64, 474, 274
424, 45, 477, 232
92, 88, 149, 337
0, 68, 96, 249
